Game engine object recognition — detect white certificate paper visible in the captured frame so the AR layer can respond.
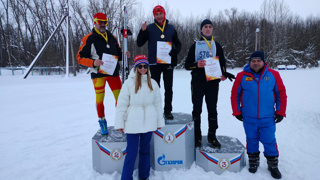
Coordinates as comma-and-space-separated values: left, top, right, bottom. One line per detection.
156, 41, 172, 64
98, 53, 118, 75
204, 57, 222, 81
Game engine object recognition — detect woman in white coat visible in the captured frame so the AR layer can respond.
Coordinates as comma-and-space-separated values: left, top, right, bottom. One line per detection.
115, 55, 165, 180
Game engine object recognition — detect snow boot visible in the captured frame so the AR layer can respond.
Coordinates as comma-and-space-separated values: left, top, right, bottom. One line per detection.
248, 152, 260, 173
98, 118, 108, 135
163, 111, 174, 120
193, 117, 202, 148
207, 132, 221, 149
266, 155, 282, 179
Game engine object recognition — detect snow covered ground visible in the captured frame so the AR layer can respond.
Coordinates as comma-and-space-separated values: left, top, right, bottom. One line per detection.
0, 67, 319, 180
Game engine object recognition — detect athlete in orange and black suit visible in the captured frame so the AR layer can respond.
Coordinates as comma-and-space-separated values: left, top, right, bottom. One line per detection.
77, 12, 124, 135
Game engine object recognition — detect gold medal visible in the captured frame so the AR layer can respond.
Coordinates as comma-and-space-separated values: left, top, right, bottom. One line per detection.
155, 20, 167, 39
94, 27, 109, 45
201, 35, 214, 50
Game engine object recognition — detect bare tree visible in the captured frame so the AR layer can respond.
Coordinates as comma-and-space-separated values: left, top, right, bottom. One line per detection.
0, 0, 12, 67
0, 0, 319, 69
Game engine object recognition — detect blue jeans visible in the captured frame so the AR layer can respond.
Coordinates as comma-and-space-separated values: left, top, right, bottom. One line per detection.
243, 118, 279, 156
121, 132, 153, 180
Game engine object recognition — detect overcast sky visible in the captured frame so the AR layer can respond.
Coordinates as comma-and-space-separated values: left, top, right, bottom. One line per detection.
136, 0, 320, 19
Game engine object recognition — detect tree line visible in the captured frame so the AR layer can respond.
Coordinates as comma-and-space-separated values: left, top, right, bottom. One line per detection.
0, 0, 319, 73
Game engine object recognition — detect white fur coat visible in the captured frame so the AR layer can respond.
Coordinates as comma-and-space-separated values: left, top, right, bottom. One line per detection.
114, 69, 165, 133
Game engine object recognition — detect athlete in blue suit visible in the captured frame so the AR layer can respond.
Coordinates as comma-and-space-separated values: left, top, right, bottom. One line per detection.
231, 51, 287, 179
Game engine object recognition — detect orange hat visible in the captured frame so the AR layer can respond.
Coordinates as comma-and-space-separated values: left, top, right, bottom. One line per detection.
94, 12, 108, 25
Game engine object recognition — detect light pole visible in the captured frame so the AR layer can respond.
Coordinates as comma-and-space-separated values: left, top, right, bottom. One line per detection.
255, 28, 260, 51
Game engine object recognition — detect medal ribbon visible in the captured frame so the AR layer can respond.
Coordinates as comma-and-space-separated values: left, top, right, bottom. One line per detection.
155, 20, 166, 35
94, 27, 108, 43
201, 35, 213, 50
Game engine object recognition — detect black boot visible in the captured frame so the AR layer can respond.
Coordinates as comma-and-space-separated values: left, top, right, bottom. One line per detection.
266, 155, 282, 179
247, 152, 260, 173
163, 111, 174, 120
193, 117, 202, 148
207, 132, 221, 149
207, 118, 221, 149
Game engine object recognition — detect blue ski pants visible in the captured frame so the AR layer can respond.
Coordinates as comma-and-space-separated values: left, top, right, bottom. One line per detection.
243, 118, 279, 156
121, 132, 153, 180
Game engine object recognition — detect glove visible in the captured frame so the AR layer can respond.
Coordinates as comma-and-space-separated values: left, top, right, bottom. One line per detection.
235, 114, 243, 121
274, 114, 284, 123
169, 49, 178, 57
120, 27, 132, 36
223, 72, 236, 82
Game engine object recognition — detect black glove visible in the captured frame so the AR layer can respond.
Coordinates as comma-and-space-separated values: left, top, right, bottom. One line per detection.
223, 72, 236, 82
169, 49, 178, 57
235, 114, 243, 121
274, 114, 284, 123
120, 27, 132, 36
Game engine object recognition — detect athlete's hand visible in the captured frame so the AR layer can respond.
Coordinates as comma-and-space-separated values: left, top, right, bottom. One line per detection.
220, 75, 226, 81
223, 72, 236, 82
125, 51, 131, 59
141, 21, 147, 31
235, 115, 243, 121
275, 114, 284, 123
197, 60, 206, 68
94, 59, 103, 67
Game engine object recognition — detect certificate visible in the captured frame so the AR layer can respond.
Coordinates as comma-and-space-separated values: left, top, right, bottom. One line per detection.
98, 53, 118, 75
156, 41, 172, 64
204, 57, 222, 81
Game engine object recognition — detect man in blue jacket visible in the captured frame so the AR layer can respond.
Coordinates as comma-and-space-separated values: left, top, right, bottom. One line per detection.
137, 5, 181, 120
231, 51, 287, 179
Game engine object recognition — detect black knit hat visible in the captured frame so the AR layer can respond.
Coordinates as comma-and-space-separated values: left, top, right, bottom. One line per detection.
250, 51, 265, 62
200, 19, 213, 30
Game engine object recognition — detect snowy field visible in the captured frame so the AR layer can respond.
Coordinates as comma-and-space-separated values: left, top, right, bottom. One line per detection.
0, 67, 319, 180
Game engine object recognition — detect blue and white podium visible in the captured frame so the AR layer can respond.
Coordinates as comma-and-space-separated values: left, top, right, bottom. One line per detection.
151, 113, 194, 171
196, 135, 246, 175
92, 126, 128, 174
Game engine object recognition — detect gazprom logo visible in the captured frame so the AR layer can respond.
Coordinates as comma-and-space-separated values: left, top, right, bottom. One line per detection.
157, 154, 183, 166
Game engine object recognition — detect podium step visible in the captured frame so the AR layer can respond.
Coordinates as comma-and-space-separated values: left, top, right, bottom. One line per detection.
151, 113, 194, 171
92, 126, 128, 174
196, 135, 246, 174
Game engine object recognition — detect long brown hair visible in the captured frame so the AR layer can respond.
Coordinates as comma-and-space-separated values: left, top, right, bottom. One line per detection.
135, 67, 153, 94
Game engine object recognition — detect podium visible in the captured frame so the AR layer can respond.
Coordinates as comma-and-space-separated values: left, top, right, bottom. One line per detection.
91, 115, 246, 175
92, 126, 128, 174
195, 135, 246, 175
151, 113, 194, 171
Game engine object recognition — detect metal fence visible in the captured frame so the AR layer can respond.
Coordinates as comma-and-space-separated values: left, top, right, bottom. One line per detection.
0, 67, 65, 76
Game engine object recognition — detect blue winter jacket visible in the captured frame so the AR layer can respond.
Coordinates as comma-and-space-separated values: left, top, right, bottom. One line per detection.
231, 63, 287, 122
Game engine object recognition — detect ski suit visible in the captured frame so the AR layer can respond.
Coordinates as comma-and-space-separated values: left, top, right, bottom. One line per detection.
77, 28, 122, 118
231, 63, 287, 156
